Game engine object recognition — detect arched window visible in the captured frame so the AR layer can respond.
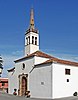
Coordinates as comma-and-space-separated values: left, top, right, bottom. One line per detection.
28, 36, 30, 44
22, 63, 25, 70
32, 36, 34, 44
26, 37, 28, 45
29, 36, 30, 44
35, 37, 37, 45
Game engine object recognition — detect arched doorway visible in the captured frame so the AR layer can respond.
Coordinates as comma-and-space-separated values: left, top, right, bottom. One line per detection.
22, 77, 27, 96
18, 74, 28, 96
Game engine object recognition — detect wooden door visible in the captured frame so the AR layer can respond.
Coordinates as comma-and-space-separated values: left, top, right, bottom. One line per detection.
22, 77, 27, 96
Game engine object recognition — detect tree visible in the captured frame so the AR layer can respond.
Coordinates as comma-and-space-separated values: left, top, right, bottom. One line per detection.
0, 55, 3, 75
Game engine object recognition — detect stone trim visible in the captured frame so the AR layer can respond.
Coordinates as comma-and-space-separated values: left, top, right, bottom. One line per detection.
18, 73, 28, 96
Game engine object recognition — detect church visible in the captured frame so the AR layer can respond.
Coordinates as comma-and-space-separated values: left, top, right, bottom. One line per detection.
8, 9, 78, 99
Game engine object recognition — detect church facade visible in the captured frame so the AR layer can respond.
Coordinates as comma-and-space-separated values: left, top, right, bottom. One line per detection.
8, 9, 78, 99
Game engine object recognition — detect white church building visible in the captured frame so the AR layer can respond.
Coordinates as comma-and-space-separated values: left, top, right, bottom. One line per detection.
8, 9, 78, 99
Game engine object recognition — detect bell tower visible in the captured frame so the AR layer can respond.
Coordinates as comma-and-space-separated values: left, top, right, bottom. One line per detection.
25, 8, 39, 56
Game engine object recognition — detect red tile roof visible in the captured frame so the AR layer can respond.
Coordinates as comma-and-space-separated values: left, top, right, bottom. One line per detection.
14, 51, 53, 62
12, 50, 78, 67
39, 58, 78, 67
0, 78, 8, 82
14, 50, 78, 66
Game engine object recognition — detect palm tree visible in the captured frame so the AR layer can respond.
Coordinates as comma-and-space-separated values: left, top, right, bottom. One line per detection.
0, 55, 3, 76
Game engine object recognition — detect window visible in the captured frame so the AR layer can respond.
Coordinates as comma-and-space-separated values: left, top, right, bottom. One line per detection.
32, 36, 34, 44
22, 63, 25, 70
28, 36, 30, 44
26, 37, 28, 45
65, 69, 70, 75
67, 79, 69, 82
41, 82, 44, 85
35, 37, 37, 45
2, 83, 5, 86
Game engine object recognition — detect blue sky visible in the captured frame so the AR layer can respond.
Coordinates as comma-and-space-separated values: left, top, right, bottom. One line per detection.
0, 0, 78, 77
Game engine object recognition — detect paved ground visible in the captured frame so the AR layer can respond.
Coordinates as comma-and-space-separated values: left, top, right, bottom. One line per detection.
54, 96, 78, 100
0, 92, 78, 100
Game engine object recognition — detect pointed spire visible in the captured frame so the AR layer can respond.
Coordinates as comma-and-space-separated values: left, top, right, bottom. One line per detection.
30, 8, 34, 29
26, 8, 38, 34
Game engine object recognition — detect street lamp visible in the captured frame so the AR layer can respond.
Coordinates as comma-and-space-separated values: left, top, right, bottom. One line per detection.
0, 56, 3, 77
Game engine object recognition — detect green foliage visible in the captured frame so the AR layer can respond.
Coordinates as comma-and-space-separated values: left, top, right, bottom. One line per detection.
0, 56, 3, 69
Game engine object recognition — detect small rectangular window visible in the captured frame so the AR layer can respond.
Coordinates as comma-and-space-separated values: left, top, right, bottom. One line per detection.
41, 82, 44, 85
65, 69, 70, 75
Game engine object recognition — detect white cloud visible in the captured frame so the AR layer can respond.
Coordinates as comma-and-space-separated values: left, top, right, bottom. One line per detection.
12, 50, 23, 56
52, 53, 78, 62
1, 55, 17, 77
43, 48, 78, 62
1, 50, 23, 77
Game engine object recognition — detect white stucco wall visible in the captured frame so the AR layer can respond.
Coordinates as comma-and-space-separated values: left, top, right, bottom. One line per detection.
8, 71, 19, 94
8, 57, 34, 94
8, 53, 78, 99
34, 56, 49, 65
52, 62, 78, 99
29, 63, 52, 98
8, 55, 49, 95
15, 57, 34, 74
26, 44, 39, 56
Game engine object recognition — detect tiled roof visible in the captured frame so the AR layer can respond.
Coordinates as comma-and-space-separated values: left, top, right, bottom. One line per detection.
14, 51, 53, 63
13, 50, 78, 67
0, 78, 8, 82
39, 58, 78, 67
8, 50, 78, 71
0, 78, 8, 89
7, 67, 15, 72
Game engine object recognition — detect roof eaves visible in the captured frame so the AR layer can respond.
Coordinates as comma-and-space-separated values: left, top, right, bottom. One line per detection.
14, 50, 52, 63
14, 55, 34, 63
35, 57, 78, 67
7, 67, 15, 72
45, 59, 78, 67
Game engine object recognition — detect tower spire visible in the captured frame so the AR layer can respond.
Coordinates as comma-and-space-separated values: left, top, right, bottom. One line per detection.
30, 8, 34, 29
25, 8, 39, 56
